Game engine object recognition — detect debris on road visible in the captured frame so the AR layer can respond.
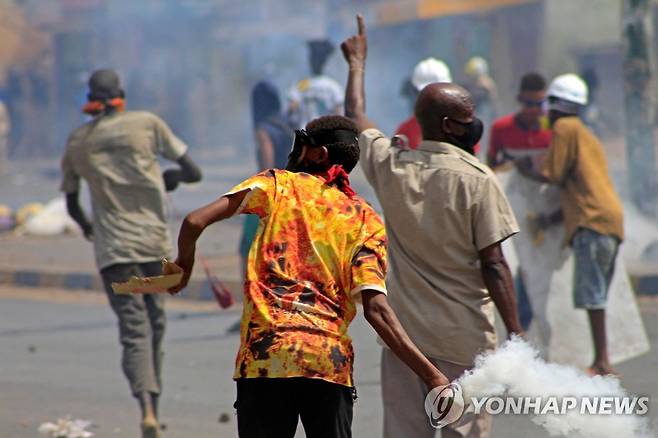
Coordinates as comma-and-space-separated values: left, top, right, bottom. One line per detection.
38, 416, 94, 438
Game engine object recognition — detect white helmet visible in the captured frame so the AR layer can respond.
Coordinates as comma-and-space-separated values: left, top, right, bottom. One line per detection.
547, 74, 588, 106
412, 58, 452, 91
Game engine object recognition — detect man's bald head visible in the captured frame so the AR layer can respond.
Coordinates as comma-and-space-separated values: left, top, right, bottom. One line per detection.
415, 83, 475, 142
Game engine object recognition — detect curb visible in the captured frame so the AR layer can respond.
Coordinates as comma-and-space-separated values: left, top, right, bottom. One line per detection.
1, 268, 656, 297
0, 269, 243, 302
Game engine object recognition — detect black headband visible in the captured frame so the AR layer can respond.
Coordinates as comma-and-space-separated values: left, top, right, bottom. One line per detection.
295, 129, 357, 147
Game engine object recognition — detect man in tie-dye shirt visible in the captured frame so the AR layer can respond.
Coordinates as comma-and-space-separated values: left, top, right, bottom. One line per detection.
170, 115, 449, 438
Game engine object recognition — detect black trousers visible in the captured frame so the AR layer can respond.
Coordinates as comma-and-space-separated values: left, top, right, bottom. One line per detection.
235, 378, 354, 438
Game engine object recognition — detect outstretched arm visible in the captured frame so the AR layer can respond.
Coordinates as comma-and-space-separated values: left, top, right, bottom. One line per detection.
341, 15, 377, 133
163, 153, 203, 192
362, 290, 449, 388
479, 242, 524, 337
65, 192, 93, 241
169, 189, 248, 293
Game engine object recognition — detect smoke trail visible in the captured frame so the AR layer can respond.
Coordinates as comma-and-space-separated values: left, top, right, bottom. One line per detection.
457, 337, 652, 438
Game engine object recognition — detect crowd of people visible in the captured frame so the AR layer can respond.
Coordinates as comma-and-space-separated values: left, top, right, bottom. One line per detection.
60, 14, 629, 438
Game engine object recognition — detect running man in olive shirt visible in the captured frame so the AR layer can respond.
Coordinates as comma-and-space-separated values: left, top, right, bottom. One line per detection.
61, 70, 202, 438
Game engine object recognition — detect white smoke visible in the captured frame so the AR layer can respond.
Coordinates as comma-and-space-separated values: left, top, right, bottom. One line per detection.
457, 337, 652, 438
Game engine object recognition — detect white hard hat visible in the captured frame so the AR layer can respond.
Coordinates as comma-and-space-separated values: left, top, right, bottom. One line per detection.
547, 74, 588, 106
465, 56, 488, 77
412, 58, 452, 91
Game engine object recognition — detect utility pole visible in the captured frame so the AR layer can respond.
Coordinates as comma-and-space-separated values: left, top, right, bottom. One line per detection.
622, 0, 657, 217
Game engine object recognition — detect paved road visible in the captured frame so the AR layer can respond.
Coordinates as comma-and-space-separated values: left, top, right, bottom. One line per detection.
1, 286, 657, 438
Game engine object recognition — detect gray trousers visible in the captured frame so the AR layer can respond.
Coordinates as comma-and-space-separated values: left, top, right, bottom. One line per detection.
101, 262, 166, 398
381, 348, 492, 438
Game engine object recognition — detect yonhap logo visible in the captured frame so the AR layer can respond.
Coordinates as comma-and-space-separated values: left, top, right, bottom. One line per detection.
424, 383, 466, 429
423, 384, 649, 430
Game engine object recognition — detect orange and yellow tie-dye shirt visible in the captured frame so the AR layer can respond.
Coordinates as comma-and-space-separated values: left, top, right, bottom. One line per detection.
225, 169, 387, 387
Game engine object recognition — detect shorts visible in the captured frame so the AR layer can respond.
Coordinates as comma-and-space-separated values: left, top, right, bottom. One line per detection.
234, 377, 354, 438
572, 227, 619, 309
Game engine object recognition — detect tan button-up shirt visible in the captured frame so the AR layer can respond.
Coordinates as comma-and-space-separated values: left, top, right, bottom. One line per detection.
60, 111, 187, 269
359, 129, 519, 366
540, 117, 624, 245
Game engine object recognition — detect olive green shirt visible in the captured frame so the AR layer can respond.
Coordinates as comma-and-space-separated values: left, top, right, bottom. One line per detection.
60, 111, 187, 269
540, 117, 624, 245
359, 129, 519, 366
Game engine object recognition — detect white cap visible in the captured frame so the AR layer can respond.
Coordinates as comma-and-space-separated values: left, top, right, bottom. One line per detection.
465, 56, 489, 77
412, 58, 452, 91
547, 73, 588, 106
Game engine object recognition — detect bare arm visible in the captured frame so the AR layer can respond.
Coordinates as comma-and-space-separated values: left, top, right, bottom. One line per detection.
478, 242, 524, 337
362, 290, 449, 388
255, 128, 275, 170
169, 190, 248, 293
341, 15, 377, 133
65, 192, 93, 241
163, 153, 203, 192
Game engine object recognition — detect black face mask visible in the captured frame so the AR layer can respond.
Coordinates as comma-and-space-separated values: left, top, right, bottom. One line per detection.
445, 117, 484, 154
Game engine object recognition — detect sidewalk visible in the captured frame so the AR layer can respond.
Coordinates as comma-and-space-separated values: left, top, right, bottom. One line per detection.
0, 152, 254, 301
0, 153, 385, 302
0, 222, 245, 301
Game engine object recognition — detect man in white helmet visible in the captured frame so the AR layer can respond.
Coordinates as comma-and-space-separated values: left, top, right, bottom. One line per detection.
394, 58, 452, 149
517, 73, 624, 376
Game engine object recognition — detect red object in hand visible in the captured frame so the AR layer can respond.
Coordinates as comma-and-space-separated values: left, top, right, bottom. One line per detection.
209, 274, 235, 309
167, 196, 235, 309
201, 257, 235, 309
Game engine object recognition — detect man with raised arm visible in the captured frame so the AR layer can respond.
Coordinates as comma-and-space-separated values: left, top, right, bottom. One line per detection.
342, 16, 523, 437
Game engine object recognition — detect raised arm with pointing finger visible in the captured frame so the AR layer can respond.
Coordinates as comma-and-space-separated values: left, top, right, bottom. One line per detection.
342, 15, 377, 133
